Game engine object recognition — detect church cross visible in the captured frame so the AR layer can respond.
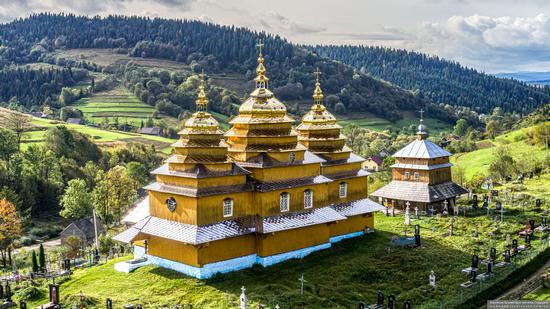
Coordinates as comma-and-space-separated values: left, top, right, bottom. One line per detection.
314, 68, 322, 82
419, 108, 425, 122
256, 39, 264, 55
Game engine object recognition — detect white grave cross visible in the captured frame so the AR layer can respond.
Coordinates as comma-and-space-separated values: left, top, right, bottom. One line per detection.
429, 270, 436, 289
405, 202, 411, 226
240, 286, 247, 309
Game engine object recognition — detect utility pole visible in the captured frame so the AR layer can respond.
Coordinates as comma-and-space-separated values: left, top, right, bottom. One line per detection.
93, 209, 99, 250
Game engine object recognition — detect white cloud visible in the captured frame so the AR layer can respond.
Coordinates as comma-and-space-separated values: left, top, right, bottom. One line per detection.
412, 14, 550, 72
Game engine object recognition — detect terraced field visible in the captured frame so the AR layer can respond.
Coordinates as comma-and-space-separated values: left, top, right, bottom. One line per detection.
73, 87, 159, 127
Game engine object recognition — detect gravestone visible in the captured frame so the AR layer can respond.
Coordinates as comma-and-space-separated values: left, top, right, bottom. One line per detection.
529, 219, 535, 230
486, 261, 493, 274
472, 194, 478, 209
504, 249, 511, 263
525, 235, 531, 247
144, 240, 148, 254
490, 248, 497, 262
6, 281, 12, 303
377, 291, 384, 306
472, 255, 479, 271
535, 199, 542, 212
429, 270, 436, 289
474, 225, 479, 238
19, 300, 27, 309
483, 195, 489, 208
388, 295, 396, 309
414, 207, 419, 220
415, 225, 421, 247
542, 217, 548, 227
512, 239, 518, 254
491, 190, 498, 198
106, 298, 113, 309
49, 284, 59, 305
495, 201, 502, 211
63, 258, 70, 271
358, 302, 366, 309
469, 269, 477, 283
506, 233, 511, 246
403, 301, 412, 309
443, 200, 449, 215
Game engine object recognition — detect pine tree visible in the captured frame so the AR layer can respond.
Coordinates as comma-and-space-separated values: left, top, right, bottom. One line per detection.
38, 243, 46, 272
31, 250, 38, 273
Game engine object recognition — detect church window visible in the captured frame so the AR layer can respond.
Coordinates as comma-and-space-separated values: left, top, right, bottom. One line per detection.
223, 198, 233, 217
404, 171, 410, 180
304, 190, 313, 209
339, 182, 348, 198
414, 172, 420, 181
280, 192, 290, 212
289, 152, 296, 163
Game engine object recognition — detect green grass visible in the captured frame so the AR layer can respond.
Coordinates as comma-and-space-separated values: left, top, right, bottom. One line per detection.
336, 111, 452, 134
523, 286, 550, 301
453, 123, 549, 180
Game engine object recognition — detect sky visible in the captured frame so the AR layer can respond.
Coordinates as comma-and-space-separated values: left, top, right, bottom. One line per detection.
1, 0, 550, 73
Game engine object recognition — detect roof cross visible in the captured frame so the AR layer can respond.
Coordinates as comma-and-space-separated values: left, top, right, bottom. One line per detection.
314, 67, 322, 82
419, 108, 425, 123
256, 39, 264, 56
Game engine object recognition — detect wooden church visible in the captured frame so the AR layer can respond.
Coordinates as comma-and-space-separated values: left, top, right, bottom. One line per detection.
114, 45, 385, 279
371, 114, 468, 212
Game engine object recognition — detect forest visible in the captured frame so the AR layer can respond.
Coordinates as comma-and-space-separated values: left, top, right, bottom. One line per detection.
311, 45, 550, 114
0, 13, 454, 122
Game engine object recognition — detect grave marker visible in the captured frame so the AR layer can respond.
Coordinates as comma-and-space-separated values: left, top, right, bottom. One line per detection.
469, 269, 477, 283
535, 199, 542, 212
414, 207, 419, 220
388, 295, 396, 309
377, 291, 384, 306
504, 249, 511, 263
0, 282, 3, 299
472, 255, 479, 271
19, 300, 27, 309
472, 194, 479, 210
512, 239, 518, 254
490, 248, 496, 262
474, 225, 478, 238
415, 225, 421, 247
240, 286, 247, 309
106, 298, 113, 309
6, 281, 12, 303
405, 202, 411, 226
429, 270, 436, 289
486, 261, 493, 275
358, 302, 365, 309
49, 284, 59, 305
483, 195, 489, 208
404, 300, 412, 309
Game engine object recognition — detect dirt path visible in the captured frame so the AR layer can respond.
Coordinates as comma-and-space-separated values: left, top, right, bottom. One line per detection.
14, 238, 62, 254
494, 259, 550, 300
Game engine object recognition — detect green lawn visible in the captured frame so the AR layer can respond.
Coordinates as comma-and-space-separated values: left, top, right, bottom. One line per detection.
453, 124, 548, 180
337, 111, 452, 134
523, 287, 550, 301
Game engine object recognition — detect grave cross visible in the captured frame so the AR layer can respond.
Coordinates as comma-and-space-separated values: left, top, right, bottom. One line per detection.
474, 224, 478, 238
405, 202, 411, 226
429, 270, 436, 289
240, 286, 248, 309
443, 199, 449, 215
299, 274, 307, 295
414, 206, 419, 220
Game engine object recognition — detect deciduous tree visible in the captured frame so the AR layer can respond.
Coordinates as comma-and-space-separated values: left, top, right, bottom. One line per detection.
60, 179, 93, 219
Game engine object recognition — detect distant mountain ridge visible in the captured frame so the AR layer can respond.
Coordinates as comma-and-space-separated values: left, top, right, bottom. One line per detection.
310, 45, 550, 114
495, 72, 550, 85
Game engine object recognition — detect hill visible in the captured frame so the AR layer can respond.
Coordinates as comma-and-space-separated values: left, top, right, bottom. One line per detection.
0, 14, 455, 124
310, 45, 550, 115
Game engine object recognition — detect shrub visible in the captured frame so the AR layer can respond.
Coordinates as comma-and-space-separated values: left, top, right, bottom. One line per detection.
15, 285, 45, 301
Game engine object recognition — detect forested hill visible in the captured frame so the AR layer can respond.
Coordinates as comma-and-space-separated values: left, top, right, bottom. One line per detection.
0, 13, 445, 123
310, 45, 550, 114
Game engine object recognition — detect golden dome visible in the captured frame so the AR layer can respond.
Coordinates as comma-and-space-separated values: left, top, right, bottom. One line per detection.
298, 69, 340, 129
180, 74, 222, 134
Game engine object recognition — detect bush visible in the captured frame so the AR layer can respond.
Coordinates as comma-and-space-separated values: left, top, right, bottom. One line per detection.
29, 225, 63, 239
15, 285, 45, 301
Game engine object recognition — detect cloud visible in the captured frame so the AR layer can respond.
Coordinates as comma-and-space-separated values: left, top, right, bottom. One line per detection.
266, 11, 326, 34
411, 14, 550, 72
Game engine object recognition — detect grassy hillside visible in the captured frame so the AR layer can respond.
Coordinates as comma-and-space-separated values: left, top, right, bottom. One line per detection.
19, 209, 550, 308
13, 113, 176, 154
453, 123, 549, 180
336, 111, 452, 134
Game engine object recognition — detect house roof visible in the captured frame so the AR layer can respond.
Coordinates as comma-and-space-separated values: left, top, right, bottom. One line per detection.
370, 181, 468, 203
114, 216, 254, 245
66, 118, 83, 124
61, 217, 103, 239
139, 127, 161, 135
367, 156, 383, 166
393, 139, 451, 159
